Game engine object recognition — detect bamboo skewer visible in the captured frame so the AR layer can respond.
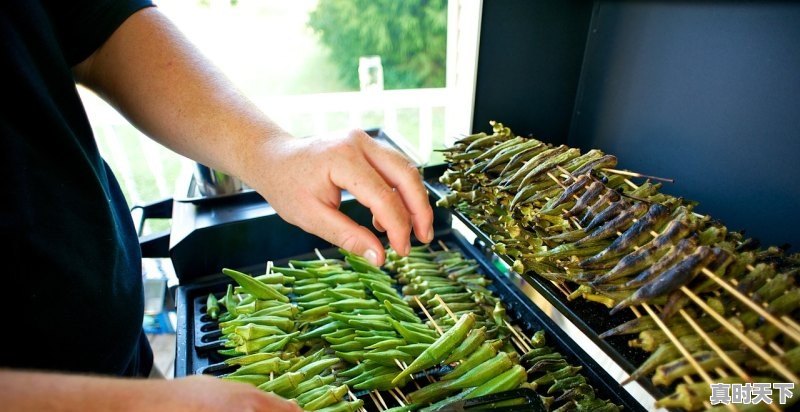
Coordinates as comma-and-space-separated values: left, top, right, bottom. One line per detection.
768, 342, 785, 356
366, 391, 384, 411
433, 295, 458, 321
504, 319, 533, 353
413, 296, 444, 335
699, 267, 800, 344
782, 316, 800, 334
373, 390, 389, 410
640, 304, 737, 412
387, 389, 405, 407
394, 388, 410, 405
602, 168, 675, 183
678, 308, 751, 381
640, 304, 715, 384
680, 286, 800, 383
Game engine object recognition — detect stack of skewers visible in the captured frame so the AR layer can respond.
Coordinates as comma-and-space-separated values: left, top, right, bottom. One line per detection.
436, 121, 800, 411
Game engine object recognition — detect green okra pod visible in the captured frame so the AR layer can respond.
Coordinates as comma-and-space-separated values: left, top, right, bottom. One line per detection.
398, 321, 438, 336
217, 348, 244, 357
391, 320, 436, 344
258, 331, 299, 353
527, 358, 569, 374
222, 268, 289, 303
353, 372, 405, 391
271, 266, 316, 279
334, 351, 365, 364
355, 329, 396, 337
384, 300, 422, 323
220, 315, 294, 334
343, 366, 396, 386
225, 351, 284, 367
298, 297, 336, 310
288, 259, 344, 268
329, 298, 381, 311
323, 333, 356, 346
443, 326, 487, 364
324, 289, 363, 301
337, 362, 366, 378
230, 357, 292, 376
253, 273, 295, 284
443, 351, 517, 390
396, 343, 430, 357
295, 385, 333, 405
222, 284, 239, 317
295, 289, 330, 303
222, 374, 270, 386
257, 371, 306, 396
353, 336, 389, 347
391, 313, 476, 385
300, 304, 334, 319
206, 293, 220, 319
248, 305, 298, 319
292, 283, 329, 295
363, 349, 413, 366
547, 375, 587, 394
297, 357, 341, 377
287, 348, 324, 372
298, 321, 346, 340
466, 364, 527, 399
329, 341, 364, 352
285, 374, 336, 399
302, 385, 349, 410
365, 339, 407, 351
441, 340, 504, 380
531, 365, 583, 389
315, 273, 361, 285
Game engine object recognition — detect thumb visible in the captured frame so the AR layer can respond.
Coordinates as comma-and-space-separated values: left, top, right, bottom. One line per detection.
310, 205, 386, 266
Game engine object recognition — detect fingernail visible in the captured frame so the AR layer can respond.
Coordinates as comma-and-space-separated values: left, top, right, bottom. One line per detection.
427, 227, 435, 243
404, 243, 411, 256
364, 249, 379, 266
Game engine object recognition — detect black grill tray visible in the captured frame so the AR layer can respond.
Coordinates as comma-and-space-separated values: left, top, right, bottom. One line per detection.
175, 229, 643, 411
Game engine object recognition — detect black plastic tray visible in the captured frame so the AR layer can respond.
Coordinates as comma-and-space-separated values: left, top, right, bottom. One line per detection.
175, 229, 644, 411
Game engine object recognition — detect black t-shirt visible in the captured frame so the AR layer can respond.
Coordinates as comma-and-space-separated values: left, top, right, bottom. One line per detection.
1, 0, 155, 376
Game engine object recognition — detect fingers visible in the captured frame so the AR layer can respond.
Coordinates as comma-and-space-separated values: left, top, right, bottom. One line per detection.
330, 151, 412, 255
372, 216, 386, 232
360, 133, 434, 244
304, 203, 386, 266
260, 393, 303, 412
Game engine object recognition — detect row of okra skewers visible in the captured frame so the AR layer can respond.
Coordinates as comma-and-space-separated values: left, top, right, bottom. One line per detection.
204, 244, 621, 411
436, 121, 800, 410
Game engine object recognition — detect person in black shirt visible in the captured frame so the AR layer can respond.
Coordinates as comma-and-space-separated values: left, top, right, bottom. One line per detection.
0, 1, 433, 410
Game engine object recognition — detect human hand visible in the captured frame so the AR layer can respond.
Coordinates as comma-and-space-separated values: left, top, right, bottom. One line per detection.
244, 129, 434, 265
149, 376, 302, 412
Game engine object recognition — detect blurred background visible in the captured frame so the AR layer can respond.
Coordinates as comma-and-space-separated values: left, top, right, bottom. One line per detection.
79, 0, 480, 235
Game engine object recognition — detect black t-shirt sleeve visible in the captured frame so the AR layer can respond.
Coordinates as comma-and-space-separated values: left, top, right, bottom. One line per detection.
46, 0, 154, 66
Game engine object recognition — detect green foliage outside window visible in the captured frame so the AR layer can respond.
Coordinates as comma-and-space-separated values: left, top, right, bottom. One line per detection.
308, 0, 447, 90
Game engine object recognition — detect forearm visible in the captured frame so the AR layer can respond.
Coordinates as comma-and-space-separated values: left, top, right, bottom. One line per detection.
73, 7, 282, 182
0, 370, 300, 412
0, 370, 156, 411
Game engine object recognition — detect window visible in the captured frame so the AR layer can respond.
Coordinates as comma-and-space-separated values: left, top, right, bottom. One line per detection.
80, 0, 481, 223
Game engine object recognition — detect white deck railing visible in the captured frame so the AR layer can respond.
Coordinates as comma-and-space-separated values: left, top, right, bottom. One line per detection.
80, 88, 450, 206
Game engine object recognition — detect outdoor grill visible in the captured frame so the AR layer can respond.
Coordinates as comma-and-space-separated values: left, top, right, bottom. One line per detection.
155, 2, 800, 411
